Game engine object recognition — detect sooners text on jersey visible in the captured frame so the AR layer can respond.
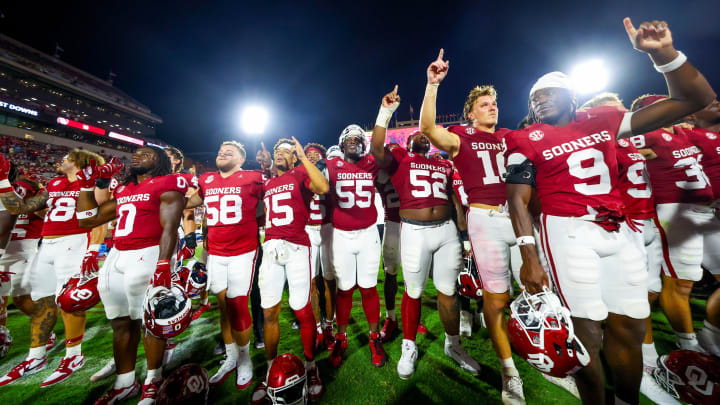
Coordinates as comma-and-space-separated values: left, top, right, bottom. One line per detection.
452, 171, 469, 208
504, 107, 625, 217
198, 170, 263, 256
112, 173, 190, 250
680, 127, 720, 199
615, 139, 655, 219
263, 166, 313, 246
387, 145, 454, 210
326, 155, 380, 231
41, 176, 87, 237
447, 125, 510, 206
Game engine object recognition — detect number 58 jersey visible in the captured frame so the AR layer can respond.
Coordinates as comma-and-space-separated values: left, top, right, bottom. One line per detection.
112, 173, 189, 250
198, 170, 264, 256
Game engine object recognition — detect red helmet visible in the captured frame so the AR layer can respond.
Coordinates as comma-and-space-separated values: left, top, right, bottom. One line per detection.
457, 257, 482, 299
156, 364, 209, 405
183, 259, 207, 298
508, 289, 590, 377
56, 273, 101, 313
143, 285, 192, 339
653, 350, 720, 405
267, 353, 307, 405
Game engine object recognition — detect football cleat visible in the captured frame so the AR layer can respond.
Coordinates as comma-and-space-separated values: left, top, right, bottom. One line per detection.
251, 381, 268, 405
236, 350, 253, 390
155, 364, 209, 405
41, 354, 85, 387
94, 381, 141, 405
90, 359, 117, 382
307, 365, 324, 401
640, 369, 681, 405
397, 339, 418, 380
46, 332, 57, 351
380, 318, 399, 343
417, 322, 428, 334
369, 331, 387, 368
508, 289, 590, 377
267, 353, 307, 404
323, 322, 335, 349
191, 302, 211, 321
329, 333, 348, 368
0, 356, 47, 386
501, 369, 526, 405
0, 325, 12, 359
138, 378, 163, 405
542, 374, 580, 399
460, 310, 473, 337
697, 322, 720, 357
444, 336, 481, 376
209, 356, 236, 385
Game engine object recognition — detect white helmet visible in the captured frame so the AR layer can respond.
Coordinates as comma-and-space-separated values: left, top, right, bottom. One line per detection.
326, 145, 343, 159
339, 124, 367, 156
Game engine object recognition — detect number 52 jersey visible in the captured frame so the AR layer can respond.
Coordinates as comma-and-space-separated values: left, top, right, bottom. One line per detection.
198, 170, 264, 256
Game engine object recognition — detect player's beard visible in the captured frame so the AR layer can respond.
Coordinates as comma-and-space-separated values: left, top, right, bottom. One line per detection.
129, 165, 151, 176
344, 150, 362, 161
217, 161, 236, 173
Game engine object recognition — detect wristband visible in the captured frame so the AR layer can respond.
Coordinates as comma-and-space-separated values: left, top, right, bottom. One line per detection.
375, 105, 397, 129
0, 179, 12, 194
80, 187, 95, 192
463, 241, 471, 252
653, 51, 687, 73
87, 244, 100, 252
516, 235, 536, 246
76, 207, 98, 219
157, 260, 170, 268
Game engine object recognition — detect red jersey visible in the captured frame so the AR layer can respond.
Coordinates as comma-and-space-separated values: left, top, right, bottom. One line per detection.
447, 125, 510, 206
326, 155, 380, 231
112, 174, 190, 250
11, 180, 43, 240
375, 170, 400, 223
387, 145, 453, 210
307, 195, 324, 226
179, 172, 199, 190
615, 139, 655, 219
452, 171, 469, 208
682, 127, 720, 199
41, 176, 87, 237
628, 128, 714, 204
263, 166, 314, 246
198, 170, 263, 256
504, 107, 626, 217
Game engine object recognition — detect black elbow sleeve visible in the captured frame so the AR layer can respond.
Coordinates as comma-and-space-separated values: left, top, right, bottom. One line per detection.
504, 159, 536, 187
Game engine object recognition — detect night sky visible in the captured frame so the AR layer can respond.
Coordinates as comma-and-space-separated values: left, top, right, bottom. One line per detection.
1, 1, 718, 162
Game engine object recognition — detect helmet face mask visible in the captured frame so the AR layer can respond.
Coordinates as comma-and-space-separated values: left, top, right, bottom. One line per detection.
143, 285, 192, 338
339, 124, 367, 159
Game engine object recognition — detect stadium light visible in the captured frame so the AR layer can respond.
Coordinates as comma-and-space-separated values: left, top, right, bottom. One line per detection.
570, 59, 609, 94
239, 105, 269, 135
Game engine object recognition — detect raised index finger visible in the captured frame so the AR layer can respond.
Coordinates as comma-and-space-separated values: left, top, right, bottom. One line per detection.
261, 141, 267, 152
437, 48, 444, 62
623, 17, 637, 40
392, 84, 398, 95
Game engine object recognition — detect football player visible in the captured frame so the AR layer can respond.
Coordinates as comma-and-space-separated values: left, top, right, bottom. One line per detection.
504, 18, 715, 405
251, 137, 328, 404
185, 141, 263, 388
0, 150, 109, 388
76, 146, 188, 404
420, 51, 526, 403
371, 86, 481, 379
325, 124, 386, 369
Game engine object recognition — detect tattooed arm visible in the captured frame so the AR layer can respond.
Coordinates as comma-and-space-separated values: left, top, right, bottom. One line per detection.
0, 189, 49, 215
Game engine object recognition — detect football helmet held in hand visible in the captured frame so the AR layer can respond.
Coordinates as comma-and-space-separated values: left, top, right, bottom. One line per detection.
56, 273, 101, 313
143, 285, 192, 338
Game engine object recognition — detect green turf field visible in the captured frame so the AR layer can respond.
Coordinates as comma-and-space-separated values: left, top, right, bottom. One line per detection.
0, 247, 708, 404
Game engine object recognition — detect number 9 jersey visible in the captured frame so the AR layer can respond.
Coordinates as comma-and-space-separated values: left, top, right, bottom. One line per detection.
111, 173, 189, 250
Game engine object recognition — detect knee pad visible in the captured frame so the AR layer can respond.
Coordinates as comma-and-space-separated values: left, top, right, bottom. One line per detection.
404, 283, 424, 300
226, 295, 251, 332
620, 300, 650, 319
565, 249, 601, 286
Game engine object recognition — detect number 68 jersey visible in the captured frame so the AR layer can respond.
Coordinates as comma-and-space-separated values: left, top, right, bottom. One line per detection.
111, 174, 189, 250
198, 170, 264, 256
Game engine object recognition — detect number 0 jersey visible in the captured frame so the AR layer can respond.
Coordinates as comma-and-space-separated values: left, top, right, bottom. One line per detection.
263, 166, 314, 246
326, 155, 380, 231
504, 107, 626, 217
387, 145, 454, 210
112, 173, 189, 250
41, 176, 87, 237
198, 170, 263, 256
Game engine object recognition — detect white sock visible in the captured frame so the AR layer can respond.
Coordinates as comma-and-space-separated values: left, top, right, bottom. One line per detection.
387, 309, 396, 321
501, 357, 516, 371
145, 367, 162, 383
445, 334, 460, 346
237, 342, 250, 359
225, 343, 238, 360
305, 360, 315, 370
642, 343, 659, 368
704, 320, 720, 334
66, 344, 82, 357
114, 370, 135, 389
676, 331, 699, 344
28, 346, 46, 360
316, 322, 322, 333
201, 296, 209, 305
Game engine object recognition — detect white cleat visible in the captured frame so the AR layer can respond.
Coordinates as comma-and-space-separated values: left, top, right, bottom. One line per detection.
397, 339, 418, 380
236, 350, 253, 390
542, 373, 579, 399
697, 323, 720, 357
460, 311, 473, 337
91, 359, 117, 382
640, 369, 681, 405
444, 336, 480, 376
501, 370, 526, 405
209, 357, 237, 385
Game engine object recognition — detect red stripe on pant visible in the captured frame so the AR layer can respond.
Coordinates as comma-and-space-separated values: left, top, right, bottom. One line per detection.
401, 292, 420, 341
540, 214, 570, 308
652, 215, 679, 278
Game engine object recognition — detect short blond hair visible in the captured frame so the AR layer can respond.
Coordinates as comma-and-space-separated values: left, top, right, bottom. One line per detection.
463, 85, 497, 121
220, 141, 246, 160
579, 92, 623, 111
67, 149, 104, 170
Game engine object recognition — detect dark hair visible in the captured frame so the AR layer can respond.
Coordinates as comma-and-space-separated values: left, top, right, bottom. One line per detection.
8, 162, 18, 183
123, 146, 173, 185
303, 143, 326, 157
165, 146, 184, 172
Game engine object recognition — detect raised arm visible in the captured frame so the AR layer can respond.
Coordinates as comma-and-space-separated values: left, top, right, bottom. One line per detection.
293, 136, 330, 195
76, 159, 120, 228
420, 49, 461, 157
370, 85, 400, 168
621, 18, 716, 137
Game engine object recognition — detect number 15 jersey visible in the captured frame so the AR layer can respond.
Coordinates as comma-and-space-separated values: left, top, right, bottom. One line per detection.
263, 166, 314, 247
198, 170, 264, 256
